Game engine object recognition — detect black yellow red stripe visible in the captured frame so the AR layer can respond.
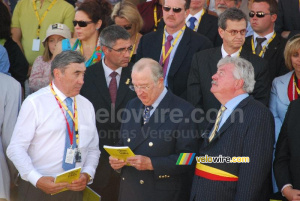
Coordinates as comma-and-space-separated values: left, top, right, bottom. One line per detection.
195, 163, 238, 181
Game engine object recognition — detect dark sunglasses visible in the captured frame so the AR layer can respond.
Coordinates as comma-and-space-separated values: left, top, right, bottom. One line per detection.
249, 11, 273, 18
73, 20, 93, 27
162, 6, 183, 13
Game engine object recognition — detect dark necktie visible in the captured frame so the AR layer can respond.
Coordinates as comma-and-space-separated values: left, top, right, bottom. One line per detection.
188, 17, 197, 30
62, 97, 76, 170
161, 35, 173, 78
109, 71, 118, 104
143, 105, 153, 124
255, 37, 266, 55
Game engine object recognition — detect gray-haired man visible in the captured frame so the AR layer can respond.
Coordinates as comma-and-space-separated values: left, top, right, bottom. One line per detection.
7, 51, 100, 201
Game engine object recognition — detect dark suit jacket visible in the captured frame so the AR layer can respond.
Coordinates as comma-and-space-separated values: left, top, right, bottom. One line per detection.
274, 98, 300, 191
80, 61, 136, 192
243, 34, 289, 81
195, 13, 222, 47
136, 26, 213, 99
275, 0, 300, 38
187, 47, 270, 131
190, 96, 274, 201
118, 91, 199, 201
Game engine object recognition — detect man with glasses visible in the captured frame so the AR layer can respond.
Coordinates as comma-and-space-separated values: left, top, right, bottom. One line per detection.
187, 7, 270, 132
109, 58, 198, 201
243, 0, 288, 82
136, 0, 212, 100
80, 25, 136, 201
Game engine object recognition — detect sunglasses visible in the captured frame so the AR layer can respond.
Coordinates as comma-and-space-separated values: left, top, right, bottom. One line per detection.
249, 11, 273, 18
73, 20, 93, 27
162, 6, 183, 13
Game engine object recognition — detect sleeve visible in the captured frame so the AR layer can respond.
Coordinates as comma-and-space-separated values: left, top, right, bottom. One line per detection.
11, 0, 22, 28
234, 108, 275, 200
29, 56, 50, 92
135, 35, 144, 63
274, 0, 284, 35
62, 4, 75, 33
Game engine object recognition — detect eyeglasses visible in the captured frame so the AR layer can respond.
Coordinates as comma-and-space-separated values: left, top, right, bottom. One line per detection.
162, 6, 183, 13
249, 11, 273, 18
106, 45, 133, 54
225, 29, 247, 36
73, 20, 93, 27
129, 85, 151, 92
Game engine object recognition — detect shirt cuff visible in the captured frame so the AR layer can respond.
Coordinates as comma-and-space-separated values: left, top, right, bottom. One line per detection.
27, 170, 43, 187
281, 184, 293, 197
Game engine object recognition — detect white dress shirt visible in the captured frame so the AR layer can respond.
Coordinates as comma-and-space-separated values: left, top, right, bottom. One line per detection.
221, 45, 240, 58
186, 9, 204, 29
253, 31, 275, 57
7, 83, 100, 187
102, 57, 123, 88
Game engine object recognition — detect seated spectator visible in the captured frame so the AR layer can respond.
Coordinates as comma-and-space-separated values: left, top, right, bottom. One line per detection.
0, 1, 29, 87
111, 1, 143, 62
29, 24, 71, 92
54, 0, 111, 67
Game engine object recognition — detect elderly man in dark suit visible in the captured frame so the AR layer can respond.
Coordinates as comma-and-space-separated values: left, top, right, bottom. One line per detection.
190, 57, 274, 201
185, 0, 221, 46
109, 58, 199, 201
187, 7, 270, 132
243, 0, 288, 82
80, 25, 136, 201
136, 0, 212, 100
275, 0, 300, 39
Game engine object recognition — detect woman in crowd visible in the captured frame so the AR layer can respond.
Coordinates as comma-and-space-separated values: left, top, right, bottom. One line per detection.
269, 34, 300, 193
111, 1, 143, 62
54, 0, 111, 67
29, 24, 71, 92
0, 1, 29, 87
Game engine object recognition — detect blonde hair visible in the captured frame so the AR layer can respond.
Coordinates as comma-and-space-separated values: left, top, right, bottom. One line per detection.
111, 1, 143, 34
284, 34, 300, 71
42, 40, 52, 62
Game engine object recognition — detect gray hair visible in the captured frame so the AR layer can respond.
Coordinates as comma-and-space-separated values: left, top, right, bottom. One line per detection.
100, 24, 131, 48
217, 57, 255, 93
218, 7, 247, 30
132, 58, 163, 83
51, 50, 85, 77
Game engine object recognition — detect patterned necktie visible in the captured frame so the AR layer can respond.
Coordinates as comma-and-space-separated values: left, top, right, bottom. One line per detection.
209, 105, 226, 142
188, 17, 197, 30
161, 35, 173, 78
255, 37, 266, 55
109, 71, 118, 104
62, 97, 76, 170
143, 105, 153, 124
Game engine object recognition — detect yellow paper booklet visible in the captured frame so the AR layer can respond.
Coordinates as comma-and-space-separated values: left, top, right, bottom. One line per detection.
52, 167, 81, 195
83, 186, 101, 201
103, 145, 135, 163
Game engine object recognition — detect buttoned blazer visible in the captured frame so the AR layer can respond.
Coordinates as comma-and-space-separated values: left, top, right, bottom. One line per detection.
187, 46, 270, 131
117, 91, 199, 201
80, 61, 136, 189
243, 34, 289, 81
136, 26, 213, 100
190, 96, 274, 201
275, 0, 300, 38
269, 71, 293, 144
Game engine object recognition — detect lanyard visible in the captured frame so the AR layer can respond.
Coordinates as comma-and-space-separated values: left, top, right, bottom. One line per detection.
161, 26, 186, 65
293, 73, 300, 94
251, 33, 276, 57
154, 4, 158, 31
130, 33, 138, 61
32, 0, 57, 39
50, 83, 79, 147
193, 10, 205, 32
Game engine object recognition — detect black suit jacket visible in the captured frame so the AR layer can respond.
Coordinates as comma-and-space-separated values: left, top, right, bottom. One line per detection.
136, 26, 213, 99
190, 96, 274, 201
243, 34, 289, 81
195, 13, 222, 47
187, 47, 270, 131
118, 91, 199, 201
80, 61, 136, 190
275, 0, 300, 38
274, 98, 300, 191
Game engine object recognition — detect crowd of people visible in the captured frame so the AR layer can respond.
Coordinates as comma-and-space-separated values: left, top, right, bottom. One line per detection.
1, 0, 300, 200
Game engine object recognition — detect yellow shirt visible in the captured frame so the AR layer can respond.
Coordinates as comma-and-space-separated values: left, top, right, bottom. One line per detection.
11, 0, 75, 65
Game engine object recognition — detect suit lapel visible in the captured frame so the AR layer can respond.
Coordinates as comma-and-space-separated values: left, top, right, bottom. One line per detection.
115, 65, 132, 109
209, 47, 222, 76
153, 28, 164, 62
197, 13, 209, 35
263, 34, 280, 59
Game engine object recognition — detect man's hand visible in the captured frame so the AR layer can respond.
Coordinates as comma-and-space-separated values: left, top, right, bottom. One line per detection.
282, 186, 300, 201
36, 176, 68, 194
281, 31, 291, 39
67, 173, 88, 191
127, 155, 153, 170
109, 156, 126, 170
